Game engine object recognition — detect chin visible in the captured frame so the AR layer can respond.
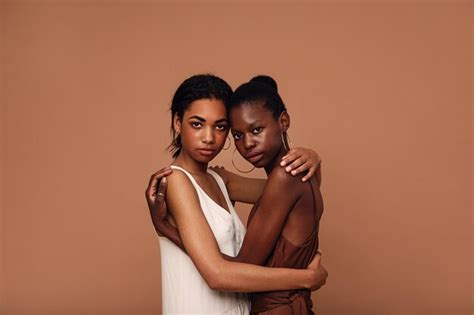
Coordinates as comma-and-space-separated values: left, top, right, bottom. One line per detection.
251, 158, 266, 169
191, 153, 216, 163
198, 156, 216, 163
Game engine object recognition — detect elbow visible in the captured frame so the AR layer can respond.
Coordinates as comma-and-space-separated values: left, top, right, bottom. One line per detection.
207, 277, 221, 291
205, 267, 228, 291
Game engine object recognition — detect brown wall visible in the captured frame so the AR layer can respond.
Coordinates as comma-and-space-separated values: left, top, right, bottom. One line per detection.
471, 0, 474, 307
1, 0, 4, 312
1, 1, 472, 314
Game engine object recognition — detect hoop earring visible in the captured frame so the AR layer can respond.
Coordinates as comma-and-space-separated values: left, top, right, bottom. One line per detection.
232, 148, 255, 173
223, 135, 231, 150
281, 131, 291, 151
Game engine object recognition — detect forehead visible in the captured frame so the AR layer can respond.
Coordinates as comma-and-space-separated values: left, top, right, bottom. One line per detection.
230, 103, 274, 124
184, 98, 227, 119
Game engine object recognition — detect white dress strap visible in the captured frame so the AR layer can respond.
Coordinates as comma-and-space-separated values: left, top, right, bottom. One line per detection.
169, 165, 201, 189
207, 169, 234, 215
207, 169, 246, 245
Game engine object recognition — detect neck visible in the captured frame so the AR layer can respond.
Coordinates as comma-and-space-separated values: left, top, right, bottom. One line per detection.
173, 151, 208, 175
264, 146, 287, 175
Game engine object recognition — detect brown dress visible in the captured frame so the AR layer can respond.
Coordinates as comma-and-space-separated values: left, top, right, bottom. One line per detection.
247, 180, 324, 315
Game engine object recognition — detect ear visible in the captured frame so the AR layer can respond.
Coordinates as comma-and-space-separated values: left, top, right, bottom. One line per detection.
279, 111, 290, 132
173, 114, 182, 134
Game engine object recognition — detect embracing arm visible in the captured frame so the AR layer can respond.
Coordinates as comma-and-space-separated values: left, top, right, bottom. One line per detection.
214, 168, 265, 205
166, 170, 317, 292
226, 167, 302, 265
212, 147, 322, 204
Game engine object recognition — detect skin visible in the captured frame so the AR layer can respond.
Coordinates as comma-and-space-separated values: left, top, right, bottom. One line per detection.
145, 98, 327, 293
225, 102, 323, 265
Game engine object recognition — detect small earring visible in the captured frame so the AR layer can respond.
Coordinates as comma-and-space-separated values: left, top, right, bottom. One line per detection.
223, 135, 231, 150
232, 148, 255, 173
281, 131, 291, 151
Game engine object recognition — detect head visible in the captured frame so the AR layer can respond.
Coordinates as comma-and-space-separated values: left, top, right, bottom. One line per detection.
229, 75, 290, 168
168, 74, 232, 162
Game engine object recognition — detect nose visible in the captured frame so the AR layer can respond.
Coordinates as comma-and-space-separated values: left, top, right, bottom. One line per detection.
202, 127, 215, 144
243, 135, 256, 150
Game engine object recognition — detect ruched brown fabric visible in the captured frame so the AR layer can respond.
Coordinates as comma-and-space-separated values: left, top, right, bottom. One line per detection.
250, 289, 314, 315
248, 181, 323, 315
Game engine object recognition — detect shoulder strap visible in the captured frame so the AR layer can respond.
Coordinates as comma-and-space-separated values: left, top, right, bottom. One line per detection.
169, 165, 200, 190
207, 169, 234, 212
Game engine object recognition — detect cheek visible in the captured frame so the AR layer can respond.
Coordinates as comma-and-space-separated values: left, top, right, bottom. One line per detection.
232, 137, 245, 153
262, 129, 281, 149
215, 131, 228, 146
235, 140, 245, 153
180, 127, 199, 144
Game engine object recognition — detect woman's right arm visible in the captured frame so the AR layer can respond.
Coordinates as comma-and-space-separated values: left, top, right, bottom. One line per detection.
165, 170, 320, 293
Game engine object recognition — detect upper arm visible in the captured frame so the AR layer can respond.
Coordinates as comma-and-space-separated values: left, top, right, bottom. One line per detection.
165, 171, 227, 285
225, 170, 266, 204
235, 168, 302, 265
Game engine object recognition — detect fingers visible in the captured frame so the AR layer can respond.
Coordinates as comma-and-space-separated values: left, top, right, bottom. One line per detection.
146, 167, 173, 198
157, 177, 167, 203
280, 149, 310, 179
308, 252, 322, 269
147, 166, 172, 186
280, 149, 301, 167
209, 165, 227, 178
210, 165, 226, 170
287, 159, 307, 176
301, 165, 316, 182
283, 157, 315, 182
209, 165, 226, 172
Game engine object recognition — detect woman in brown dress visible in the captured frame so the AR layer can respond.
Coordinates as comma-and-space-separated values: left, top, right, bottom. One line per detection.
152, 75, 325, 314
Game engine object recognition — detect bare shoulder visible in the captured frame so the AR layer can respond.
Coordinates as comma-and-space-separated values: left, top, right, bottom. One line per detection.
267, 165, 302, 187
165, 169, 198, 202
166, 168, 192, 186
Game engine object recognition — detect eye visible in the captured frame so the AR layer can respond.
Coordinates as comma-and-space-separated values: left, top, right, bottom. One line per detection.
191, 122, 202, 128
232, 132, 242, 140
252, 127, 263, 134
216, 124, 228, 131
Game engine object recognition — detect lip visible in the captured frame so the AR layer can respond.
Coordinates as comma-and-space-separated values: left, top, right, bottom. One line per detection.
246, 153, 264, 164
197, 148, 216, 157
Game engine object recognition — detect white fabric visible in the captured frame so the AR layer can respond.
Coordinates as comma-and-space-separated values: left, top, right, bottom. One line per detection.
159, 166, 250, 314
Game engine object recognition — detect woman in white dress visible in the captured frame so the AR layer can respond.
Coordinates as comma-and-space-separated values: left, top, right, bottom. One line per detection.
145, 74, 327, 314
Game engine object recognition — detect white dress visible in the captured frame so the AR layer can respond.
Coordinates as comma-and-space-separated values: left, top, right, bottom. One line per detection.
159, 166, 250, 315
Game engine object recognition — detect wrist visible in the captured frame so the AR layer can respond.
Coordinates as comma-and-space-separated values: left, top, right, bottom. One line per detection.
303, 269, 316, 289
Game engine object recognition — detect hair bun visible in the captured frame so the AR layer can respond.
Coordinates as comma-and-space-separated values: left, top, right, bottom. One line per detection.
249, 75, 278, 92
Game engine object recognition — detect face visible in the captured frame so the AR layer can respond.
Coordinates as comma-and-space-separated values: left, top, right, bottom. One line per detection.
230, 103, 287, 168
174, 98, 229, 163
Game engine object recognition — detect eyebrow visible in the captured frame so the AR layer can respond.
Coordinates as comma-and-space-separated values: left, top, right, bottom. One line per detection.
248, 120, 263, 127
231, 120, 263, 132
189, 116, 228, 124
189, 115, 205, 122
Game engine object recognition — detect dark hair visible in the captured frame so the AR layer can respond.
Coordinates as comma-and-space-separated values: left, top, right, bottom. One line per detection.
167, 74, 233, 158
229, 75, 287, 119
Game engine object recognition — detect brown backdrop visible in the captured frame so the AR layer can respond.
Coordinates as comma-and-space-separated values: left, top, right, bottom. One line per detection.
1, 1, 472, 314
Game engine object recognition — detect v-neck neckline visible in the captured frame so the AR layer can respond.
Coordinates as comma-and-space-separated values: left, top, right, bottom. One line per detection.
172, 165, 232, 216
195, 183, 232, 216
